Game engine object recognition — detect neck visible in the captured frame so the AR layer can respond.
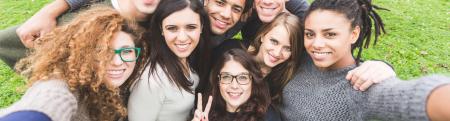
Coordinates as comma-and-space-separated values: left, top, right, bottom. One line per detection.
226, 105, 239, 112
117, 0, 148, 21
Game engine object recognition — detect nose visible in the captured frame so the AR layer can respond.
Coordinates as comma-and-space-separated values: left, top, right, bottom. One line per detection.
112, 54, 123, 66
230, 78, 240, 89
311, 38, 326, 49
272, 45, 282, 57
177, 30, 189, 42
219, 6, 232, 20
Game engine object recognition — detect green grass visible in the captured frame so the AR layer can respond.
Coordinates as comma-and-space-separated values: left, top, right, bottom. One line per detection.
0, 0, 52, 108
0, 0, 449, 108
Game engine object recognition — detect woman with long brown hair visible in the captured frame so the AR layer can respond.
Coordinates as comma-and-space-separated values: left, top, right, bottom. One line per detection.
0, 6, 146, 121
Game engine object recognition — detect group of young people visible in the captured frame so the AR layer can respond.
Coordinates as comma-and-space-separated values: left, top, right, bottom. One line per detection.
0, 0, 449, 121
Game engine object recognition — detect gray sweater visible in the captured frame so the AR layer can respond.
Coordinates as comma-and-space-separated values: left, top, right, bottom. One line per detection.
281, 57, 450, 121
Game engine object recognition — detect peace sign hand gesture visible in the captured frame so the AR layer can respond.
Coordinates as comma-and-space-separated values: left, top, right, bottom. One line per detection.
192, 93, 213, 121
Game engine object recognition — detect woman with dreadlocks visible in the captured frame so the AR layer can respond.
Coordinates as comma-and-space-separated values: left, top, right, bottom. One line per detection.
280, 0, 450, 120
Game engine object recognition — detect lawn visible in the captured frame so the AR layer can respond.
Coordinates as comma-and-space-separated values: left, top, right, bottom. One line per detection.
0, 0, 449, 108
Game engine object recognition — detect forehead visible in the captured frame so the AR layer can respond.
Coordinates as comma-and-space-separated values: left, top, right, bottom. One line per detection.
305, 10, 351, 30
162, 7, 201, 25
112, 31, 135, 48
265, 25, 290, 43
220, 59, 249, 73
223, 0, 246, 8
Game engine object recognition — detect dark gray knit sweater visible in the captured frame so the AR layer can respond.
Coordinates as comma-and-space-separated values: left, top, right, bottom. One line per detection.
281, 57, 450, 121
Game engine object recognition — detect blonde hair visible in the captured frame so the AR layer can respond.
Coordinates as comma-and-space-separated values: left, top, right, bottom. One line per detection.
15, 6, 144, 121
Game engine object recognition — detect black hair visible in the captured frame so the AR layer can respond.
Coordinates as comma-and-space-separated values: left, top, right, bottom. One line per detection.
142, 0, 212, 93
305, 0, 387, 64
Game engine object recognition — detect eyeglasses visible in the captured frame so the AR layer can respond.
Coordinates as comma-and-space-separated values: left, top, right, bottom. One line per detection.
114, 47, 141, 62
218, 73, 252, 85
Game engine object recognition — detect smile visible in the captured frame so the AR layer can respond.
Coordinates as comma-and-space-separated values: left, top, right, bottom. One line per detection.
175, 43, 191, 51
107, 69, 125, 78
227, 91, 243, 99
212, 16, 229, 29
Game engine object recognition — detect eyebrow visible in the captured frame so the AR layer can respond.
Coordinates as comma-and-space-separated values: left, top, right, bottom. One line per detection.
321, 28, 334, 32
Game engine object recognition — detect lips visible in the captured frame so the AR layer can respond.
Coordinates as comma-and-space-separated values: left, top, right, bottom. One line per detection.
259, 6, 277, 16
175, 43, 191, 52
227, 91, 243, 99
310, 51, 332, 61
268, 53, 280, 63
212, 16, 229, 29
107, 69, 125, 78
142, 0, 154, 5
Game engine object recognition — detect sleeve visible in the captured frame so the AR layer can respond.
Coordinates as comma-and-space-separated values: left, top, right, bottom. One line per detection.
0, 80, 77, 121
127, 67, 166, 121
0, 111, 51, 121
64, 0, 91, 11
285, 0, 309, 18
365, 75, 450, 120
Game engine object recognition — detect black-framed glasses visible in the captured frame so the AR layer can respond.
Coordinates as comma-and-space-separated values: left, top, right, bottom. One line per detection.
114, 47, 141, 62
218, 72, 252, 85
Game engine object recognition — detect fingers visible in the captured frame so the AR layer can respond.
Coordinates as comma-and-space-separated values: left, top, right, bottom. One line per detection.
347, 64, 369, 86
197, 93, 203, 111
17, 29, 38, 48
192, 109, 202, 121
358, 80, 374, 91
204, 96, 213, 115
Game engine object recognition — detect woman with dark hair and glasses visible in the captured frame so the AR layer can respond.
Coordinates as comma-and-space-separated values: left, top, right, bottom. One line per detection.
192, 49, 270, 121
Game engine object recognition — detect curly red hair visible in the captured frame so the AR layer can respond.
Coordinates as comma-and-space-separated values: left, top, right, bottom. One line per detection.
15, 6, 146, 121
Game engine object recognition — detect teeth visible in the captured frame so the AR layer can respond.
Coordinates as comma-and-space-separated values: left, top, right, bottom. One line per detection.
176, 43, 189, 49
228, 92, 242, 96
107, 70, 124, 75
215, 18, 227, 26
313, 52, 331, 55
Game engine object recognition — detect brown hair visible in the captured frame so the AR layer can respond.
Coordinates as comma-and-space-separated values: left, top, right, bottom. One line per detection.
208, 49, 270, 121
15, 6, 147, 121
249, 12, 304, 105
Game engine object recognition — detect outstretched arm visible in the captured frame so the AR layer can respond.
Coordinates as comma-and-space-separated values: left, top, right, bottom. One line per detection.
16, 0, 69, 48
427, 84, 450, 120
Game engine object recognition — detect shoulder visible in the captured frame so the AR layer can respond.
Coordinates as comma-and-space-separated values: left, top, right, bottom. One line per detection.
0, 79, 77, 121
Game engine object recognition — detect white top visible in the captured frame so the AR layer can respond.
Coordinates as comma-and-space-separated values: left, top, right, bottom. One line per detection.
128, 64, 199, 121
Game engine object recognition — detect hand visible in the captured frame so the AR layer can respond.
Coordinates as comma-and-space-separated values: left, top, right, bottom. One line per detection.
192, 93, 213, 121
346, 61, 396, 91
16, 12, 57, 48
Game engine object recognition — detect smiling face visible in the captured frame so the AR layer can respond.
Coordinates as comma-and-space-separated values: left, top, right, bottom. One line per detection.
219, 59, 252, 112
204, 0, 245, 35
132, 0, 161, 14
304, 10, 359, 70
162, 7, 202, 61
106, 31, 137, 87
254, 0, 287, 23
256, 25, 292, 68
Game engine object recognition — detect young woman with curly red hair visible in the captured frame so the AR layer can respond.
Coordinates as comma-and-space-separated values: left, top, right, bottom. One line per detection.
0, 6, 146, 121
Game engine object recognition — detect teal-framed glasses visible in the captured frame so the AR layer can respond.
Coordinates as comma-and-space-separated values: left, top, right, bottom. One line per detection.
114, 47, 141, 62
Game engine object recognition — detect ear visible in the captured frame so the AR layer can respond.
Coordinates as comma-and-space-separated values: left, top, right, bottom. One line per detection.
350, 26, 360, 44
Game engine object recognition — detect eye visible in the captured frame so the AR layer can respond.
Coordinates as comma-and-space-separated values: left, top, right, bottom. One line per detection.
304, 31, 314, 39
324, 32, 337, 38
232, 6, 242, 13
221, 74, 232, 80
216, 0, 225, 6
270, 38, 279, 45
283, 46, 292, 52
237, 75, 249, 81
186, 25, 198, 30
165, 26, 178, 32
122, 49, 134, 54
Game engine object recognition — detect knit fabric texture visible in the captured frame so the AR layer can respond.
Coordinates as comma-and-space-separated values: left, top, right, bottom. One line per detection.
0, 80, 79, 121
281, 57, 450, 121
